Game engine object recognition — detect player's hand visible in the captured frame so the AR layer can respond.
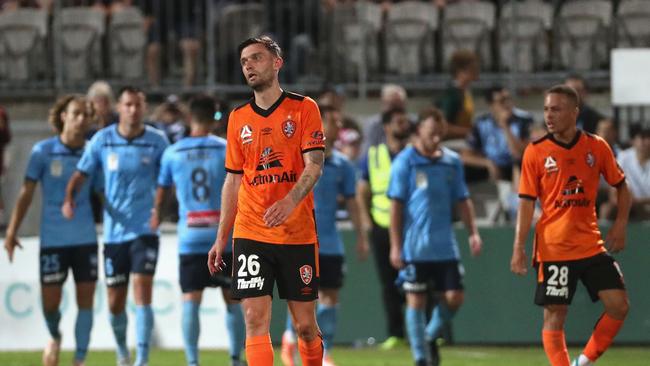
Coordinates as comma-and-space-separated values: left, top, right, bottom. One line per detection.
207, 243, 226, 275
4, 234, 22, 263
486, 160, 500, 182
389, 246, 404, 270
149, 208, 160, 230
605, 220, 627, 254
356, 233, 370, 261
510, 246, 528, 275
61, 199, 75, 219
263, 197, 297, 227
469, 233, 482, 257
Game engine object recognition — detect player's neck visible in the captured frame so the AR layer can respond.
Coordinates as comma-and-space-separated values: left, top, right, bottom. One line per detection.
59, 131, 85, 149
253, 83, 283, 110
415, 142, 441, 159
552, 127, 578, 145
386, 134, 407, 154
117, 121, 144, 139
190, 124, 211, 137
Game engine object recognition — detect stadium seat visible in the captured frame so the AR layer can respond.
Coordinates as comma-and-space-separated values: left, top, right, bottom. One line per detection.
213, 3, 266, 83
329, 1, 382, 81
441, 1, 496, 71
498, 1, 552, 72
385, 1, 438, 76
0, 8, 48, 81
616, 0, 650, 48
109, 6, 146, 80
59, 7, 105, 82
555, 0, 612, 71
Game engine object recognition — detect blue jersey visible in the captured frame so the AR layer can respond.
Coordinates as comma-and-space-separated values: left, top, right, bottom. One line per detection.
77, 124, 169, 243
158, 135, 229, 255
314, 151, 357, 256
387, 146, 469, 262
25, 137, 98, 248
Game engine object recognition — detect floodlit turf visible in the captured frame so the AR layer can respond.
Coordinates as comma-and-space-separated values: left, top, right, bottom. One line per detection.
1, 346, 649, 366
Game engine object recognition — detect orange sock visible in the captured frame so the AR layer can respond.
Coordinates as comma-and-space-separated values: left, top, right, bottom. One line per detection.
298, 336, 323, 366
246, 334, 274, 366
583, 313, 624, 362
542, 330, 570, 366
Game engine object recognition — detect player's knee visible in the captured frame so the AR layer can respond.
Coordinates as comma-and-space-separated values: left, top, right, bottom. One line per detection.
293, 322, 318, 341
244, 307, 270, 331
445, 292, 464, 310
606, 297, 629, 320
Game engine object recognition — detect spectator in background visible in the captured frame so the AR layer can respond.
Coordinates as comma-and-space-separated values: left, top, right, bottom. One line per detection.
564, 73, 604, 134
436, 49, 480, 140
336, 118, 364, 162
0, 106, 10, 224
602, 125, 650, 221
149, 95, 188, 144
361, 84, 411, 155
596, 118, 621, 156
87, 80, 118, 137
462, 86, 532, 219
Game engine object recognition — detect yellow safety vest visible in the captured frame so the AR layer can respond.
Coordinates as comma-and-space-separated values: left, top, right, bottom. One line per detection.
368, 143, 392, 228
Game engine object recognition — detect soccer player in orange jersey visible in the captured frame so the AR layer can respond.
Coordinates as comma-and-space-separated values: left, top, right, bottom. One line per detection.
207, 36, 325, 366
511, 85, 632, 366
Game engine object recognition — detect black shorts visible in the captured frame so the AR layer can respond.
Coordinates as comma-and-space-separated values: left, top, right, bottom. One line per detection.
399, 260, 464, 293
40, 244, 98, 285
319, 254, 345, 290
231, 238, 319, 301
180, 253, 232, 293
104, 235, 159, 287
534, 253, 625, 306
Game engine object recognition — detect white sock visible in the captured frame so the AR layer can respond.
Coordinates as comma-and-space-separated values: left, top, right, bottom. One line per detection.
577, 354, 594, 366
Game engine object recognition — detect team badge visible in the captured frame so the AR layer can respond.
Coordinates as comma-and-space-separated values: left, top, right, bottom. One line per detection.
240, 125, 253, 144
282, 118, 296, 139
299, 265, 313, 285
544, 156, 558, 173
415, 171, 428, 189
107, 152, 119, 171
50, 160, 63, 177
585, 151, 595, 168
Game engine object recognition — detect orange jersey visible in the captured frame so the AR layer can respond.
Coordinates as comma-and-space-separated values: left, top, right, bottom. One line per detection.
519, 131, 625, 262
225, 92, 325, 244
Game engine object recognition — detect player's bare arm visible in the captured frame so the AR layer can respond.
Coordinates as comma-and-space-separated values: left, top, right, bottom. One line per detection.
3, 180, 36, 262
61, 170, 87, 219
208, 172, 242, 274
606, 180, 631, 253
345, 197, 369, 261
356, 180, 373, 232
150, 186, 168, 230
457, 198, 482, 257
511, 198, 535, 275
263, 149, 324, 228
388, 199, 405, 269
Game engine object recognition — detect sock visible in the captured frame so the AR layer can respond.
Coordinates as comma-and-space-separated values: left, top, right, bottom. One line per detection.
425, 303, 456, 341
44, 310, 62, 339
182, 301, 200, 366
542, 330, 570, 366
406, 307, 427, 363
245, 334, 274, 366
583, 313, 624, 362
297, 336, 324, 366
317, 304, 337, 353
576, 354, 594, 366
74, 309, 93, 362
226, 303, 245, 361
109, 312, 129, 359
135, 305, 154, 365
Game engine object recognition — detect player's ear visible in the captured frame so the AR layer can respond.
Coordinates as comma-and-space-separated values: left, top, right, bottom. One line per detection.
274, 56, 284, 70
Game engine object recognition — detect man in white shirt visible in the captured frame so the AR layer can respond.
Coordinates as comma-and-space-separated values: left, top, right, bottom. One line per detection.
614, 126, 650, 220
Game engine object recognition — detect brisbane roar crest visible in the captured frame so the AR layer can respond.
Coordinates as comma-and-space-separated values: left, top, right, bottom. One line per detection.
299, 265, 313, 285
282, 118, 296, 138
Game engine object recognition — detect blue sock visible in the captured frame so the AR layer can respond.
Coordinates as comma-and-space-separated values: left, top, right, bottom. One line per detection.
316, 304, 337, 352
182, 301, 200, 366
285, 313, 295, 335
406, 307, 427, 363
135, 305, 154, 366
226, 303, 245, 361
44, 310, 62, 339
109, 311, 129, 359
74, 309, 93, 362
425, 303, 456, 341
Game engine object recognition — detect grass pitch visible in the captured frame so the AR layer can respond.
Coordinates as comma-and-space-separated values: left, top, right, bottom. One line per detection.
1, 346, 648, 365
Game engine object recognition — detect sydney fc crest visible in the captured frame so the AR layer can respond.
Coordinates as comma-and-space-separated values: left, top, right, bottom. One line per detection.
282, 118, 296, 139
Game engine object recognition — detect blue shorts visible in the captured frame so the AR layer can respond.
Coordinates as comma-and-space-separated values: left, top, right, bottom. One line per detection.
104, 235, 159, 287
179, 253, 232, 293
40, 244, 98, 285
398, 260, 464, 293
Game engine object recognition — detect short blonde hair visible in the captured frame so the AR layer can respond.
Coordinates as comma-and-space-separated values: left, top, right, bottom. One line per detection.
87, 80, 114, 104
